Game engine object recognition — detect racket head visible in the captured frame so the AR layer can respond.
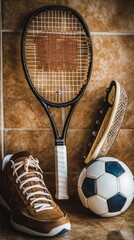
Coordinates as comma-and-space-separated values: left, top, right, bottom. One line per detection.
21, 5, 93, 107
84, 80, 128, 164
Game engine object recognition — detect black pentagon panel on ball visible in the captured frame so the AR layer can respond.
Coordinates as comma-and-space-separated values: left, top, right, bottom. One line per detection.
105, 161, 125, 177
107, 193, 127, 212
82, 177, 97, 198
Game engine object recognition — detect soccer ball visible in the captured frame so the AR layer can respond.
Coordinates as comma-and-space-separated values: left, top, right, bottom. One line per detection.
78, 157, 134, 217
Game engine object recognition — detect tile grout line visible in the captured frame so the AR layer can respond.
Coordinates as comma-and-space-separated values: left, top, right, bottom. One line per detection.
1, 29, 134, 35
3, 128, 134, 131
0, 0, 4, 160
4, 128, 54, 131
91, 31, 134, 36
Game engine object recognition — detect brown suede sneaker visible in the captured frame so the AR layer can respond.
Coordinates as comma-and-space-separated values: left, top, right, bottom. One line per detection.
0, 151, 71, 237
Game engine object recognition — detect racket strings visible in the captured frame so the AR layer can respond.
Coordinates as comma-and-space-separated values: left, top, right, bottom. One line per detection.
24, 10, 90, 103
34, 34, 78, 71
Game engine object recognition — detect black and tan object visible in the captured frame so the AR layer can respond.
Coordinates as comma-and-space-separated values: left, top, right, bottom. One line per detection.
21, 5, 93, 199
84, 80, 128, 164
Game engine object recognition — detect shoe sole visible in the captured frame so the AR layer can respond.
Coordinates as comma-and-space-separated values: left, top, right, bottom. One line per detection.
84, 81, 128, 164
0, 195, 71, 237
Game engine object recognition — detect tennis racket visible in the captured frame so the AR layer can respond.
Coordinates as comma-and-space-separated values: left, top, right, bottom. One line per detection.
21, 5, 92, 199
84, 80, 128, 164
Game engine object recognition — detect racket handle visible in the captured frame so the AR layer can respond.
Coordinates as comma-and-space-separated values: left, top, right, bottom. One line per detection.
55, 145, 69, 200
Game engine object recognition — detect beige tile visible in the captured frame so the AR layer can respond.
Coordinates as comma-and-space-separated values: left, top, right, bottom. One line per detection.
2, 0, 134, 32
68, 129, 134, 173
67, 92, 104, 129
70, 0, 134, 32
67, 129, 91, 172
3, 33, 62, 129
69, 35, 134, 129
2, 0, 67, 30
4, 129, 55, 171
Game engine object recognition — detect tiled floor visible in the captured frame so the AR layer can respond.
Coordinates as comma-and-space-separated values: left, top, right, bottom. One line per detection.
0, 199, 134, 240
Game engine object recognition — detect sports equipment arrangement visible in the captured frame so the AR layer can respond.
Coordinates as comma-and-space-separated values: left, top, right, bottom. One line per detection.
21, 5, 92, 200
78, 157, 134, 217
84, 80, 128, 164
0, 6, 132, 238
0, 152, 71, 237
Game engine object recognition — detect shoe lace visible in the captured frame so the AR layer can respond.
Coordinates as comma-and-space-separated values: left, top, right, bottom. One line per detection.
11, 155, 54, 212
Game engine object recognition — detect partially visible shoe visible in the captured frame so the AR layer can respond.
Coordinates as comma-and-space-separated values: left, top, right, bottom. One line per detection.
0, 151, 71, 237
84, 80, 128, 164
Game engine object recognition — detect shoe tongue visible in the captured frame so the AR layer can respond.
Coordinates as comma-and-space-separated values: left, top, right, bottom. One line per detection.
11, 151, 39, 187
11, 151, 38, 175
11, 151, 31, 162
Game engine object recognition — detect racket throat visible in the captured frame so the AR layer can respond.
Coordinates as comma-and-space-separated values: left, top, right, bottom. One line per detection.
55, 138, 66, 146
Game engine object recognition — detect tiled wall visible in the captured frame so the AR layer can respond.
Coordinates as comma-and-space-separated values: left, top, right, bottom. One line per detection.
0, 0, 134, 197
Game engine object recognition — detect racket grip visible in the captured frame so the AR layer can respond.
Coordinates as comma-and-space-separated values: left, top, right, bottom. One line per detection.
55, 145, 69, 200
